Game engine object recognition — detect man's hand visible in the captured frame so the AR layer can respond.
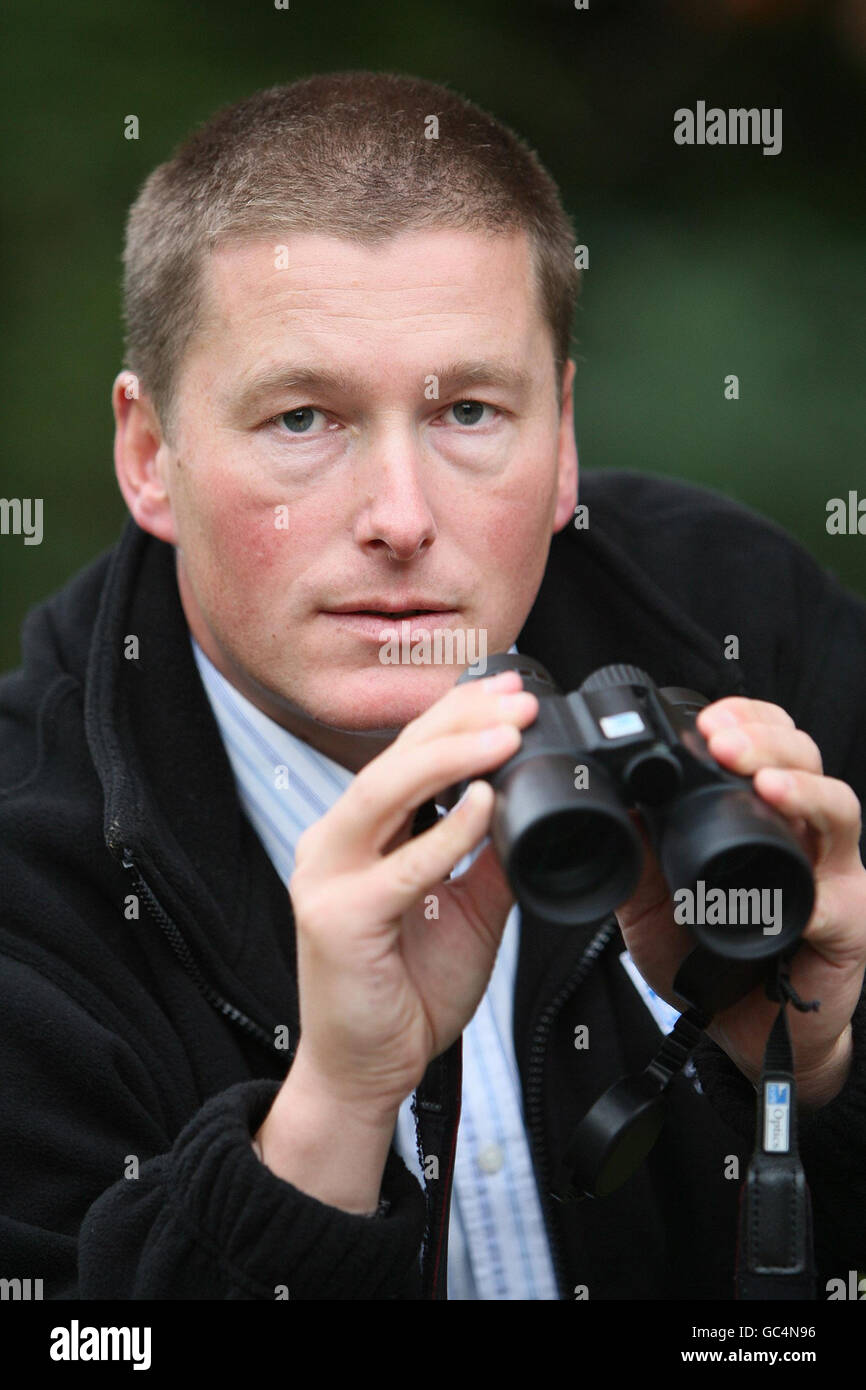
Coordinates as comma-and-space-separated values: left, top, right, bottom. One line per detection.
254, 668, 538, 1210
615, 696, 866, 1108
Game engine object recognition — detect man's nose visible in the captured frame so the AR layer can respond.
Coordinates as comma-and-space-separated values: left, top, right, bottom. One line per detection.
353, 425, 438, 561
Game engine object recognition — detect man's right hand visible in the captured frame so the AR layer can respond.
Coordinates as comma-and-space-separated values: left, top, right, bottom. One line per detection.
253, 666, 538, 1212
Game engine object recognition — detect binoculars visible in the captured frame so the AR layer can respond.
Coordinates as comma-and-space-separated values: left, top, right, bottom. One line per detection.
453, 654, 814, 962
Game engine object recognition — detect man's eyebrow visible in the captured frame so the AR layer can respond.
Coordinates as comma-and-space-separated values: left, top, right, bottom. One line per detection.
228, 359, 534, 413
228, 366, 353, 412
432, 359, 534, 395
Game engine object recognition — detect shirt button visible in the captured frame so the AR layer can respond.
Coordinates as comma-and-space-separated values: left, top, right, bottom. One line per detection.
477, 1142, 504, 1174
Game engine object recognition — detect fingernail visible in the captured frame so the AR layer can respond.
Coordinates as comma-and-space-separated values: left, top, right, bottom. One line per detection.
459, 780, 488, 809
496, 691, 535, 713
482, 670, 521, 690
758, 769, 792, 795
701, 707, 738, 730
710, 730, 748, 756
478, 724, 518, 749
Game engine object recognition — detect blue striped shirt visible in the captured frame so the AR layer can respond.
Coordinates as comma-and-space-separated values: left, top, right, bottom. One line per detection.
192, 636, 560, 1299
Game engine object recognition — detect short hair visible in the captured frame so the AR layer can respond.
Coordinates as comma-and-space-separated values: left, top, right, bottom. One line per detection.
121, 70, 581, 440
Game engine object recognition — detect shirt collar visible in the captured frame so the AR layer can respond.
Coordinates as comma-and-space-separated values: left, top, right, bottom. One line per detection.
192, 637, 518, 886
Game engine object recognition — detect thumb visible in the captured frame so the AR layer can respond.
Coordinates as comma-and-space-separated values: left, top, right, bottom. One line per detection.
446, 840, 515, 947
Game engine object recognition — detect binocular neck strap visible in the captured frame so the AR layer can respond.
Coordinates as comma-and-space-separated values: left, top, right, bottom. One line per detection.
736, 963, 819, 1301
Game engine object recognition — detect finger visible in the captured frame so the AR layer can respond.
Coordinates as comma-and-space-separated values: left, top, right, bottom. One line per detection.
394, 667, 534, 751
297, 723, 522, 872
436, 839, 515, 949
697, 697, 796, 733
799, 873, 866, 961
753, 767, 863, 875
704, 723, 823, 777
335, 678, 537, 858
365, 780, 499, 921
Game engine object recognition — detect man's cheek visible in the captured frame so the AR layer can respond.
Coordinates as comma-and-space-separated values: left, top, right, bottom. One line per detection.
192, 497, 298, 614
476, 500, 549, 581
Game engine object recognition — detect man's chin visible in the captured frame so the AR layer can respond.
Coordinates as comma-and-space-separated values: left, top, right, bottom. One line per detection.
304, 666, 465, 734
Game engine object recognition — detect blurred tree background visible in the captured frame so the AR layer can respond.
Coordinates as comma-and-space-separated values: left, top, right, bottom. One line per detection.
1, 0, 864, 672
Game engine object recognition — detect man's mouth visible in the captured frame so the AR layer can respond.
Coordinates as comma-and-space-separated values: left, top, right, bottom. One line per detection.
345, 609, 440, 619
322, 604, 460, 638
325, 599, 454, 615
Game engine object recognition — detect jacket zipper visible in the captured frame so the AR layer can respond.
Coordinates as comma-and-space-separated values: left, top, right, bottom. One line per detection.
124, 848, 616, 1299
524, 916, 619, 1299
121, 849, 277, 1055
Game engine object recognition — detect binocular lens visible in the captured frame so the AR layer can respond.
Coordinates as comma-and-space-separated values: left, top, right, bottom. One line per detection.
657, 788, 815, 960
514, 811, 639, 911
494, 755, 644, 925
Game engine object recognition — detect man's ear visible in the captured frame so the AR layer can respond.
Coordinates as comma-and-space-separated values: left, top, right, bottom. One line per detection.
552, 358, 578, 534
112, 371, 179, 544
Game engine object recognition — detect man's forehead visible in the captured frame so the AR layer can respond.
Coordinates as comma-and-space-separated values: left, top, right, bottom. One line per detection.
188, 226, 553, 398
198, 227, 541, 336
207, 224, 535, 285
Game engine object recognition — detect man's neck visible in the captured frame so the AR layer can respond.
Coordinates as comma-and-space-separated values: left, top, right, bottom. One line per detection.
198, 634, 399, 773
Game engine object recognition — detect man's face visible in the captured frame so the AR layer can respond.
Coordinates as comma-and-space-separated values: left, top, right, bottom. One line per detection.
117, 227, 577, 757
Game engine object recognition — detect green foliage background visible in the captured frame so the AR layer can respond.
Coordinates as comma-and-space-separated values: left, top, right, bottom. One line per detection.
2, 0, 864, 673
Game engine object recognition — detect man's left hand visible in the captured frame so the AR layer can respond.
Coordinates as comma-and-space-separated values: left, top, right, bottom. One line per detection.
615, 696, 866, 1108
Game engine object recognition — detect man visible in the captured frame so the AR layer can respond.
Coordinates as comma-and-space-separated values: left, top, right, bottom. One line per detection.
1, 70, 864, 1301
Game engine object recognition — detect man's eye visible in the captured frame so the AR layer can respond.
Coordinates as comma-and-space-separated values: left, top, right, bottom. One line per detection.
276, 407, 327, 435
447, 400, 494, 427
266, 401, 498, 436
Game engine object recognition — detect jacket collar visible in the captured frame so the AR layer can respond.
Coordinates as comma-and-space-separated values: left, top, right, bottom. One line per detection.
84, 519, 261, 972
517, 485, 747, 702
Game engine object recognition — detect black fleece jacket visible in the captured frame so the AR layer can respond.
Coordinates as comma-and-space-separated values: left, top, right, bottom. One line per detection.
1, 469, 865, 1300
